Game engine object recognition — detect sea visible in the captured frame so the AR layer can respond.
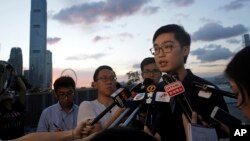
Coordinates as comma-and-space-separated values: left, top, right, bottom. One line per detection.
217, 84, 247, 122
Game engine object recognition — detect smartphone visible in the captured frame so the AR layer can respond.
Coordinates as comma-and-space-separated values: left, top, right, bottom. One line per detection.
210, 106, 242, 126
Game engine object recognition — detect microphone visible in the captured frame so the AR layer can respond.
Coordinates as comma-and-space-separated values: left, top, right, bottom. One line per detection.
90, 87, 131, 125
120, 78, 155, 127
192, 81, 237, 99
144, 79, 157, 129
162, 74, 194, 122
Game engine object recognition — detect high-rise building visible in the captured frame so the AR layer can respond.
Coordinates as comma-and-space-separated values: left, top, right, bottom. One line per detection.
243, 34, 250, 47
29, 0, 47, 90
45, 50, 52, 89
8, 47, 23, 75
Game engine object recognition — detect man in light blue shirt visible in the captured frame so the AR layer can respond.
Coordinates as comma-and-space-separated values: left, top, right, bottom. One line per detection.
37, 76, 79, 132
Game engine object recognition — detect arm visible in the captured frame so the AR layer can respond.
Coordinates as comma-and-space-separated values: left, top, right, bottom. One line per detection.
11, 120, 90, 141
12, 69, 27, 106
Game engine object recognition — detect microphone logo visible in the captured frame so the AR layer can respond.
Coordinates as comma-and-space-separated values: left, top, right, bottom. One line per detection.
164, 81, 185, 97
146, 85, 157, 92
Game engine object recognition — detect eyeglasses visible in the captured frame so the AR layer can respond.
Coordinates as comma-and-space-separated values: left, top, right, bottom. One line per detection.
96, 76, 117, 82
150, 42, 175, 55
142, 69, 161, 75
57, 90, 74, 99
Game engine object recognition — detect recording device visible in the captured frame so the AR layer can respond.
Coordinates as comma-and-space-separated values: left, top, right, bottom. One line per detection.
162, 73, 194, 122
210, 106, 242, 126
193, 81, 237, 99
90, 87, 131, 125
120, 78, 156, 127
0, 61, 13, 95
144, 78, 157, 128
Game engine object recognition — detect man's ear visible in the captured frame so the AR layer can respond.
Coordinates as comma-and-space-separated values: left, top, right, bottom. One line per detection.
53, 90, 59, 99
182, 46, 190, 56
93, 81, 98, 89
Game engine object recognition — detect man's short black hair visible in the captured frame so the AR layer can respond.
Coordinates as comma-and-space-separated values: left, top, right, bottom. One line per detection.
53, 76, 75, 93
153, 24, 191, 47
140, 57, 155, 72
93, 65, 115, 82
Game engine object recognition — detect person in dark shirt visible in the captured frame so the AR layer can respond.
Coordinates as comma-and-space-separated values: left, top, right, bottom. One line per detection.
146, 24, 228, 141
0, 65, 27, 140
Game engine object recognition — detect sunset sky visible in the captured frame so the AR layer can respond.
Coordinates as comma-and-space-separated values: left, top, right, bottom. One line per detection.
0, 0, 249, 87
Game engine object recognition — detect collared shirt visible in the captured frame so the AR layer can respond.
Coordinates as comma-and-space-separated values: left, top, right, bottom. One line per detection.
36, 102, 78, 132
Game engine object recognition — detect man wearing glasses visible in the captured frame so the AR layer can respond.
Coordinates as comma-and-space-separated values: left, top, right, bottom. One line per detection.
37, 76, 79, 132
140, 57, 162, 84
147, 24, 228, 141
77, 65, 118, 135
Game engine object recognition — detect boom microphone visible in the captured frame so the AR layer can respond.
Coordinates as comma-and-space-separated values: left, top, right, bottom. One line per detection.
162, 74, 194, 122
192, 81, 237, 99
90, 87, 131, 125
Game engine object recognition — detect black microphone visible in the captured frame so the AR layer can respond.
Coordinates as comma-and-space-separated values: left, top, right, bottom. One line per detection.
120, 78, 155, 127
192, 81, 237, 99
144, 79, 157, 129
162, 74, 194, 122
90, 87, 131, 125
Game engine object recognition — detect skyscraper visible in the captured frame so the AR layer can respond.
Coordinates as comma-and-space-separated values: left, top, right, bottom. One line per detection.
29, 0, 47, 90
8, 47, 23, 75
243, 34, 250, 47
45, 50, 52, 89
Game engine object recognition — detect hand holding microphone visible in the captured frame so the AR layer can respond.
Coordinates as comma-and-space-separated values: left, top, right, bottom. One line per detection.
90, 87, 131, 125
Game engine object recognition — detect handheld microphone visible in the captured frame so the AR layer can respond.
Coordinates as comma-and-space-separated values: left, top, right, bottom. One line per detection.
90, 87, 131, 125
162, 74, 194, 122
144, 79, 157, 129
120, 78, 155, 127
192, 81, 237, 99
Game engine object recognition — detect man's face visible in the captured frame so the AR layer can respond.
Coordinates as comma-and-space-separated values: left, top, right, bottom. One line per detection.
56, 87, 75, 108
141, 63, 161, 84
94, 69, 117, 97
153, 33, 189, 73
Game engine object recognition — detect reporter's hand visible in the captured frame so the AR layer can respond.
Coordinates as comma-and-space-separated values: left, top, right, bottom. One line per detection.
82, 119, 102, 138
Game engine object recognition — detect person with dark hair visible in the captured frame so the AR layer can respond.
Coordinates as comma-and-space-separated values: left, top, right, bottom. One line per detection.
37, 76, 78, 132
0, 66, 27, 140
77, 65, 118, 134
183, 46, 250, 140
89, 127, 158, 141
147, 24, 228, 141
140, 57, 162, 84
225, 46, 250, 120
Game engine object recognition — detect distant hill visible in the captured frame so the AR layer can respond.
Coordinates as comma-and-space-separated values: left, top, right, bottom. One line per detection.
203, 74, 229, 84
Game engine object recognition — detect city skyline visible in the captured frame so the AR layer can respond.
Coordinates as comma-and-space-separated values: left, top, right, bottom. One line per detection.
0, 0, 250, 87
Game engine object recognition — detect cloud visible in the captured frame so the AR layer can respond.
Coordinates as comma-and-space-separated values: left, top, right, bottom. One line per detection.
166, 0, 194, 7
220, 0, 250, 11
53, 0, 149, 25
142, 6, 159, 15
65, 53, 106, 60
92, 35, 110, 43
119, 32, 134, 39
190, 44, 233, 62
47, 37, 61, 45
132, 63, 140, 69
226, 38, 241, 44
192, 23, 248, 42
